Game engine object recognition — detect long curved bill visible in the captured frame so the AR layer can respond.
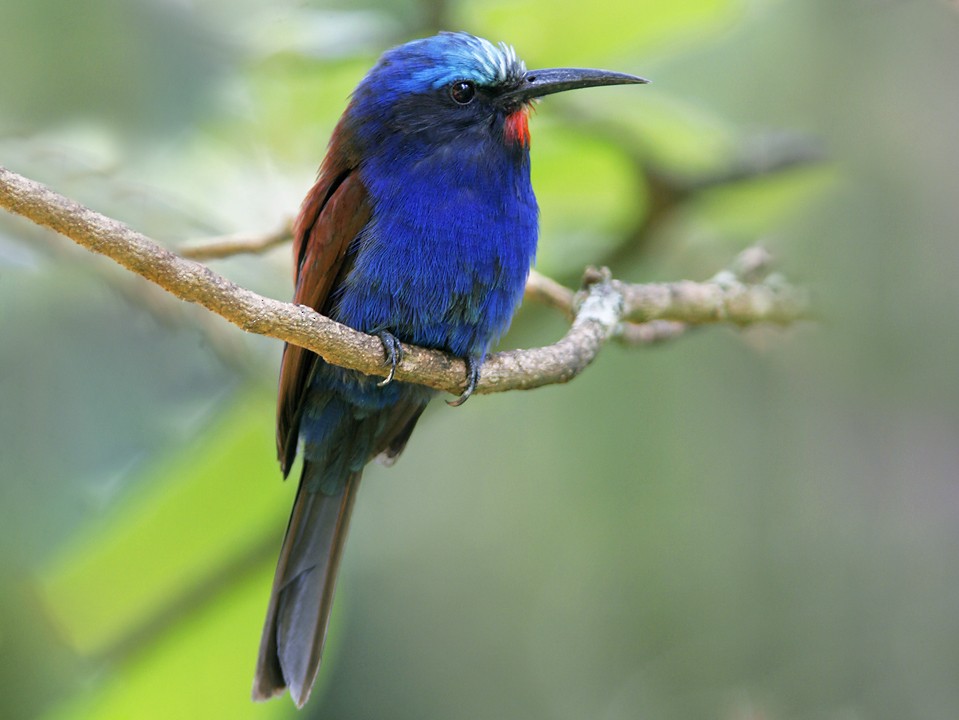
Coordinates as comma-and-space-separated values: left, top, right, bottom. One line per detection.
499, 67, 649, 104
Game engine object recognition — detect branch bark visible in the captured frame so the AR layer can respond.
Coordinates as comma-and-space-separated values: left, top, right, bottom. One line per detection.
0, 166, 810, 397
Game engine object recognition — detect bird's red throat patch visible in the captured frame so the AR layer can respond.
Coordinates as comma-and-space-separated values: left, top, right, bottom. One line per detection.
505, 107, 530, 147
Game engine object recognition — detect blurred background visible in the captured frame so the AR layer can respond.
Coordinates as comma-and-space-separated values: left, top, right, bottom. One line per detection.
1, 0, 958, 718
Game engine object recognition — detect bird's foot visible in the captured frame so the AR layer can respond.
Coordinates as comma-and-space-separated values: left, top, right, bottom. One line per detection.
376, 331, 404, 387
447, 355, 481, 407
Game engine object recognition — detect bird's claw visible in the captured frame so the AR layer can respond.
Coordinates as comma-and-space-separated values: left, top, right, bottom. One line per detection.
376, 331, 403, 387
447, 356, 481, 407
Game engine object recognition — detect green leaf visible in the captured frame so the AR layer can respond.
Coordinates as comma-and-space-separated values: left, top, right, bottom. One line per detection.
40, 567, 293, 720
37, 393, 293, 658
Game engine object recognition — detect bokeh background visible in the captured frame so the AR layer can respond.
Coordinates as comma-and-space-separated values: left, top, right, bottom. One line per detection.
2, 1, 958, 718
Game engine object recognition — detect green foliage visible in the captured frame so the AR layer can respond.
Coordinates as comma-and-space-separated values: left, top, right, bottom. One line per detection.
460, 0, 741, 63
42, 569, 291, 720
39, 394, 286, 656
532, 121, 644, 275
246, 55, 374, 162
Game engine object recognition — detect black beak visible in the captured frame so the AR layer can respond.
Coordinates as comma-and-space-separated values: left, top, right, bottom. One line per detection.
498, 67, 649, 106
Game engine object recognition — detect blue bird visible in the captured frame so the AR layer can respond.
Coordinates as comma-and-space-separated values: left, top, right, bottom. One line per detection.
253, 31, 646, 706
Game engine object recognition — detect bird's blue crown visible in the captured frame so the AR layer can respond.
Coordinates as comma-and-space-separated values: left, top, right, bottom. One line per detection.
364, 31, 526, 95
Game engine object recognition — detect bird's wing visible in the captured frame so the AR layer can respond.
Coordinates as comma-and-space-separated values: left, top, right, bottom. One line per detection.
276, 157, 372, 475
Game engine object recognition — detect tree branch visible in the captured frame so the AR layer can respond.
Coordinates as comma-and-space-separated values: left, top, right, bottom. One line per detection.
179, 223, 293, 261
0, 166, 810, 397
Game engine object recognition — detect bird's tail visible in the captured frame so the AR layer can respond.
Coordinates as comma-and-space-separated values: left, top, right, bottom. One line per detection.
252, 462, 362, 707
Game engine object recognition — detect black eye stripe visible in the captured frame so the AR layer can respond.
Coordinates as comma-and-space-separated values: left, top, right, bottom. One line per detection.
450, 80, 476, 105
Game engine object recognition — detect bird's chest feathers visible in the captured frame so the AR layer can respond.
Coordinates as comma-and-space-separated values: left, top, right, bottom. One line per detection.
335, 146, 538, 355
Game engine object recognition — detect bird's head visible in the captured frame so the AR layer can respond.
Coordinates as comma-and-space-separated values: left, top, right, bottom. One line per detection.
347, 32, 647, 151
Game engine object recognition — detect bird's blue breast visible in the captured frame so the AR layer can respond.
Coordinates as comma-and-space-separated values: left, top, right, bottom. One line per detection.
332, 133, 538, 360
297, 32, 539, 471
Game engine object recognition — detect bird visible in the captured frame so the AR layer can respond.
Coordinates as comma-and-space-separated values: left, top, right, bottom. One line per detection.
252, 31, 647, 707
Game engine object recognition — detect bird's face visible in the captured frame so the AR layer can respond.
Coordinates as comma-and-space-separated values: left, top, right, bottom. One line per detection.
349, 33, 531, 150
348, 32, 647, 151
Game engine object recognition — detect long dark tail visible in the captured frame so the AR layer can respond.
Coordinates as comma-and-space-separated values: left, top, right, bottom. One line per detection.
252, 463, 362, 707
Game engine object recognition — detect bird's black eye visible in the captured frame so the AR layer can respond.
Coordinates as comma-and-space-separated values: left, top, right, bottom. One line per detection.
450, 80, 476, 105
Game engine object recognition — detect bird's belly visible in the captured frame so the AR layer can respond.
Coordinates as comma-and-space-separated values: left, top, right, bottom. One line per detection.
305, 260, 522, 417
332, 235, 532, 359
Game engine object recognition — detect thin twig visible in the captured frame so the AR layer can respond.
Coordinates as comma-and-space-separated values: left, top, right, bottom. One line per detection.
179, 223, 293, 261
524, 268, 576, 320
617, 320, 687, 346
615, 277, 808, 326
